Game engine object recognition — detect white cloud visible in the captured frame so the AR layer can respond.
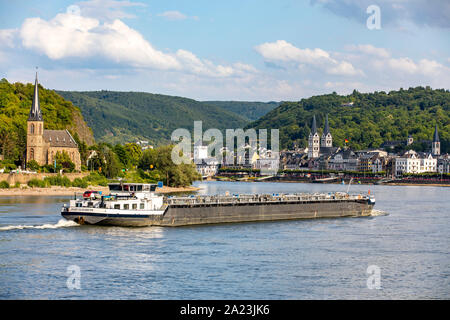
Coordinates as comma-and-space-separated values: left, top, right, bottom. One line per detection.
16, 11, 251, 78
386, 57, 447, 76
255, 40, 362, 76
158, 11, 188, 21
255, 40, 331, 65
20, 13, 180, 69
327, 61, 362, 76
387, 57, 418, 74
346, 44, 390, 58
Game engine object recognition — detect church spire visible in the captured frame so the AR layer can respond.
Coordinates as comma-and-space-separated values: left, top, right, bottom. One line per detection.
311, 115, 317, 135
432, 124, 440, 157
433, 124, 440, 143
323, 114, 330, 135
28, 71, 43, 121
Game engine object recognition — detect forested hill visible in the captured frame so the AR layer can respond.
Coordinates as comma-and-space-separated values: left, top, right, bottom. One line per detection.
57, 91, 249, 145
247, 87, 450, 152
0, 79, 94, 163
204, 101, 280, 121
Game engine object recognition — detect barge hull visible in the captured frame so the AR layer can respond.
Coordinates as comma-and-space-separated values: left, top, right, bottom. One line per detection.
159, 199, 373, 227
63, 199, 373, 227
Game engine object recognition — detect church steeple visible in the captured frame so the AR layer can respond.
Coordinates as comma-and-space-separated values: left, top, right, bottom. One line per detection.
323, 114, 330, 135
28, 71, 43, 121
432, 124, 440, 156
321, 114, 332, 148
433, 125, 439, 143
311, 115, 317, 134
308, 115, 320, 159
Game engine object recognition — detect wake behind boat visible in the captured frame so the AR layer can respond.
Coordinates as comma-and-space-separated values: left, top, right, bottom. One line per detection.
61, 182, 376, 227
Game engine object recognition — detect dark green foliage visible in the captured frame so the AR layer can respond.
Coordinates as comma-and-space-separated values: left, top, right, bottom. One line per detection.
0, 160, 17, 171
0, 180, 10, 188
83, 172, 109, 187
204, 101, 280, 121
28, 178, 48, 188
57, 90, 249, 145
138, 145, 200, 187
44, 174, 71, 187
71, 177, 88, 188
103, 148, 121, 178
26, 160, 40, 171
247, 87, 449, 152
55, 151, 75, 173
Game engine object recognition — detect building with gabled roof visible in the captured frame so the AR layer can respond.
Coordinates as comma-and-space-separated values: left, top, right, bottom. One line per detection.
26, 72, 81, 171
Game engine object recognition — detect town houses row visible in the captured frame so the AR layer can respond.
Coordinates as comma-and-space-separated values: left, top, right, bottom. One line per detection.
191, 115, 449, 178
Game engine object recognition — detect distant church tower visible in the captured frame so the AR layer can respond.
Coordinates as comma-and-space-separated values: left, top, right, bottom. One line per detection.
432, 125, 440, 156
407, 135, 414, 146
26, 72, 45, 165
308, 115, 320, 159
321, 114, 332, 148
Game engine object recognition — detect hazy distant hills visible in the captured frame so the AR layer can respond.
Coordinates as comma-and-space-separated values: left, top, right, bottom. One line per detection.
246, 87, 449, 152
57, 91, 277, 145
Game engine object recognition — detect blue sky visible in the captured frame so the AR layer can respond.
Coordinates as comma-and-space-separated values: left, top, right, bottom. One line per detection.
0, 0, 449, 100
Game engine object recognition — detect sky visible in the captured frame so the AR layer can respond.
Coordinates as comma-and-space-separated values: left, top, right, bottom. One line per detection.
0, 0, 449, 101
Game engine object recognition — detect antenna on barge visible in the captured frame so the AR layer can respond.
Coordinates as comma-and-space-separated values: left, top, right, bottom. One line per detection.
346, 177, 353, 194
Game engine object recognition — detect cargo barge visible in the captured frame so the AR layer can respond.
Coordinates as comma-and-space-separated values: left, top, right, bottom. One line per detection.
61, 183, 375, 227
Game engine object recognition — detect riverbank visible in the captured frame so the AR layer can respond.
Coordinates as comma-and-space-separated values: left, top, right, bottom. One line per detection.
0, 185, 200, 196
269, 179, 450, 187
214, 177, 450, 187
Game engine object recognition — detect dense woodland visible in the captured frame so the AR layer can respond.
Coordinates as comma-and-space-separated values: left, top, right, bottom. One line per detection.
203, 101, 280, 121
247, 87, 449, 153
57, 91, 251, 145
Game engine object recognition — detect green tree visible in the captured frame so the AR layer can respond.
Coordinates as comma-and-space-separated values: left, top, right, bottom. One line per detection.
26, 160, 40, 171
55, 151, 75, 172
138, 145, 200, 187
103, 148, 121, 178
113, 144, 129, 167
124, 143, 142, 167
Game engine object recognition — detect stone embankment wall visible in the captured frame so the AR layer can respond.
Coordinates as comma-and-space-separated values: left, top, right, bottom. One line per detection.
0, 172, 89, 185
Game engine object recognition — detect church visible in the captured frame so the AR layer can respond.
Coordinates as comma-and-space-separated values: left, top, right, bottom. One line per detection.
308, 114, 336, 159
26, 73, 81, 171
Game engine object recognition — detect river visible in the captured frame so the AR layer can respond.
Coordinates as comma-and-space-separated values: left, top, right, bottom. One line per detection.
0, 181, 448, 299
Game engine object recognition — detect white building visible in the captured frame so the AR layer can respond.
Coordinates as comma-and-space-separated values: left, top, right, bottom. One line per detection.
193, 141, 208, 162
196, 158, 219, 178
395, 150, 437, 176
328, 149, 359, 171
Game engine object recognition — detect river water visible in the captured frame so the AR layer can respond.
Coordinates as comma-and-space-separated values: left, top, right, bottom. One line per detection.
0, 181, 448, 299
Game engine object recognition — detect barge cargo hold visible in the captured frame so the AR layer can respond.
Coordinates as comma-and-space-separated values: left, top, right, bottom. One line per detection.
61, 183, 376, 227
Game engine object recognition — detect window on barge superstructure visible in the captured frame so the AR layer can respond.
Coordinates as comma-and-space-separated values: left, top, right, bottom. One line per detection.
109, 184, 122, 191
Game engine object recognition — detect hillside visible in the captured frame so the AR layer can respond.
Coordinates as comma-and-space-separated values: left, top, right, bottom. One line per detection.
0, 79, 94, 164
247, 87, 450, 152
57, 91, 249, 145
204, 101, 280, 121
